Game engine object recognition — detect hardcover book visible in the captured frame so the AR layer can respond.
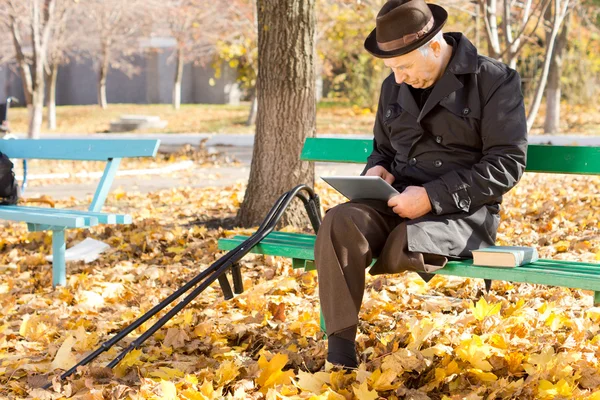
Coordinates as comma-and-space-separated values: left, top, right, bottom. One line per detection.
471, 246, 539, 268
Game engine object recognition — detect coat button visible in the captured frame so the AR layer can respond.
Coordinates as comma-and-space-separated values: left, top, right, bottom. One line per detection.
409, 157, 417, 166
434, 159, 443, 167
385, 109, 392, 118
462, 107, 470, 115
435, 136, 442, 144
459, 199, 468, 208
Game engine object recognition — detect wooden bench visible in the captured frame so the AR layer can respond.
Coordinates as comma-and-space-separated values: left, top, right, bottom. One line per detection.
0, 139, 160, 287
219, 138, 600, 306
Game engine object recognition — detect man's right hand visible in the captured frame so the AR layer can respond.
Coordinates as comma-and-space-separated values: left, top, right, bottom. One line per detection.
364, 166, 395, 185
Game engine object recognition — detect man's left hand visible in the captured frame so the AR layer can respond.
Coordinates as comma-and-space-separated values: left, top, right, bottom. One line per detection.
387, 186, 432, 219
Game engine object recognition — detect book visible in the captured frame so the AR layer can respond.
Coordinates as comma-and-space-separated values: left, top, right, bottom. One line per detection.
471, 246, 539, 268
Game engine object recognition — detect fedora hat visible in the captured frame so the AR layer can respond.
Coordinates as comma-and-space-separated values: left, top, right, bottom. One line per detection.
364, 0, 448, 58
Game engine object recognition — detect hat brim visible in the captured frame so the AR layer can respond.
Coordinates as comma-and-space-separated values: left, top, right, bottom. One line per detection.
364, 4, 448, 58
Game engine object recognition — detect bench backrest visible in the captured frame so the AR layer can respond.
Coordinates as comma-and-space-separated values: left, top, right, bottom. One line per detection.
300, 138, 600, 175
0, 139, 160, 160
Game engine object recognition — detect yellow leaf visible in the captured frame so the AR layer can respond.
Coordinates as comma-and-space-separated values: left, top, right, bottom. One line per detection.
199, 379, 221, 399
554, 240, 570, 253
19, 314, 31, 337
216, 360, 239, 385
587, 391, 600, 400
488, 334, 508, 349
505, 352, 525, 374
468, 368, 498, 382
370, 368, 399, 391
114, 348, 144, 377
524, 347, 555, 375
50, 335, 77, 371
166, 246, 186, 254
149, 367, 186, 380
73, 326, 99, 351
160, 380, 178, 400
537, 379, 573, 399
504, 298, 526, 317
180, 388, 205, 400
407, 318, 435, 351
295, 370, 329, 393
455, 335, 494, 371
470, 298, 501, 321
446, 360, 460, 375
352, 381, 379, 400
256, 353, 294, 393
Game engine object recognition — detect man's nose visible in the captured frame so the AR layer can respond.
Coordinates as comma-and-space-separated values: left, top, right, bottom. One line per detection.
393, 70, 405, 84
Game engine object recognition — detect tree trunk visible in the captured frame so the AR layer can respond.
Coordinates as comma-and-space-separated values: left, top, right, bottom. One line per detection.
526, 0, 569, 132
98, 44, 110, 109
173, 46, 184, 110
543, 14, 569, 134
237, 0, 316, 228
28, 86, 44, 139
46, 63, 58, 130
246, 89, 258, 126
29, 0, 45, 139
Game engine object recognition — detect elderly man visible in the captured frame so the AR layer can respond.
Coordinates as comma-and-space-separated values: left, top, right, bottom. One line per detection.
315, 0, 527, 368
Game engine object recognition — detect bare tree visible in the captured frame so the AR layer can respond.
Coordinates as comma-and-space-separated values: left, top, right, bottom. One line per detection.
45, 1, 81, 129
478, 0, 550, 68
82, 0, 150, 109
237, 0, 316, 227
1, 0, 57, 138
214, 0, 258, 124
159, 0, 216, 109
543, 12, 570, 133
526, 0, 573, 131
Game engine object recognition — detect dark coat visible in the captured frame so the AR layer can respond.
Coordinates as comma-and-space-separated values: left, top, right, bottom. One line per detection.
362, 32, 527, 269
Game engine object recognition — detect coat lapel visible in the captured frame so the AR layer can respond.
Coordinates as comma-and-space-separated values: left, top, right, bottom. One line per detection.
418, 72, 463, 123
398, 84, 420, 119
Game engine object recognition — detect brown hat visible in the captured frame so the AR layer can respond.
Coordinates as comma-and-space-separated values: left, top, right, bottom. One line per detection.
364, 0, 447, 58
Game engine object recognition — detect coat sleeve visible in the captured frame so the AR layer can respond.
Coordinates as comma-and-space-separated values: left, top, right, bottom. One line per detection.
423, 69, 527, 215
361, 82, 396, 175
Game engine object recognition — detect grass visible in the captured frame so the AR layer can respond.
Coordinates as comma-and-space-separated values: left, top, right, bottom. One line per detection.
6, 102, 376, 135
6, 100, 599, 136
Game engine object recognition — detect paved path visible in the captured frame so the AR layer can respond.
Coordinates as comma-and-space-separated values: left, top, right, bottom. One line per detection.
23, 145, 364, 200
19, 132, 600, 201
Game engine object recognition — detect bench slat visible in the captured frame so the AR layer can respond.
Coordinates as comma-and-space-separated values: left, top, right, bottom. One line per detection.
440, 260, 600, 292
0, 208, 98, 228
218, 236, 315, 259
300, 138, 600, 175
0, 139, 160, 161
219, 233, 600, 290
0, 205, 131, 224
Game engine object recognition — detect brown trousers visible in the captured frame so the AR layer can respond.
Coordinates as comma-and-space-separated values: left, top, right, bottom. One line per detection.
315, 202, 447, 336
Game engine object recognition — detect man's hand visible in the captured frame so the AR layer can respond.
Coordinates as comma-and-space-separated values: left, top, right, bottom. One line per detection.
387, 186, 432, 219
365, 166, 395, 185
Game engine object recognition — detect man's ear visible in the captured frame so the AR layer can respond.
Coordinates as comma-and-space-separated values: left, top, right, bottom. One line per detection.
429, 40, 442, 57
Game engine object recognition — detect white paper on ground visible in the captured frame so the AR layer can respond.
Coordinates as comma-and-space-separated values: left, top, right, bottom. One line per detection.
45, 238, 110, 263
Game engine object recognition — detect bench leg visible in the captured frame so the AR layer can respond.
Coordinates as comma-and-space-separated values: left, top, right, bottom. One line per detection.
594, 291, 600, 306
52, 229, 66, 287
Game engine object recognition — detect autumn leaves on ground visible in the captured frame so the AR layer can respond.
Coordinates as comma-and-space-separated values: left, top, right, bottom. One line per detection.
1, 155, 600, 399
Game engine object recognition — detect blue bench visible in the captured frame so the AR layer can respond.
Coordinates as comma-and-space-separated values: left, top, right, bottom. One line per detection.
0, 139, 160, 287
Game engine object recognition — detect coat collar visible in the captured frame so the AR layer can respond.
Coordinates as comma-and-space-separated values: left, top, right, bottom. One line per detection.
444, 32, 479, 75
397, 32, 479, 122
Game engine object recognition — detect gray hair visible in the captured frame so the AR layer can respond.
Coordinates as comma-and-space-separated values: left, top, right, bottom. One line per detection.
417, 30, 444, 58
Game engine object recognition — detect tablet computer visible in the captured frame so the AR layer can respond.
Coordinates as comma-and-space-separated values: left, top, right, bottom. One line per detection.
321, 176, 399, 201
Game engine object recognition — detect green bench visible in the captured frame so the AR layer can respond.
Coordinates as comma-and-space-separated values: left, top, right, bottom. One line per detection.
219, 138, 600, 306
0, 139, 160, 287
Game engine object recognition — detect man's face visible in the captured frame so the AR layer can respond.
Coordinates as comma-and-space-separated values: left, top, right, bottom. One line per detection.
384, 43, 442, 89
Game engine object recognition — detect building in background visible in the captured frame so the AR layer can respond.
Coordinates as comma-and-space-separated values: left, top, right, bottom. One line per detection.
0, 37, 241, 106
